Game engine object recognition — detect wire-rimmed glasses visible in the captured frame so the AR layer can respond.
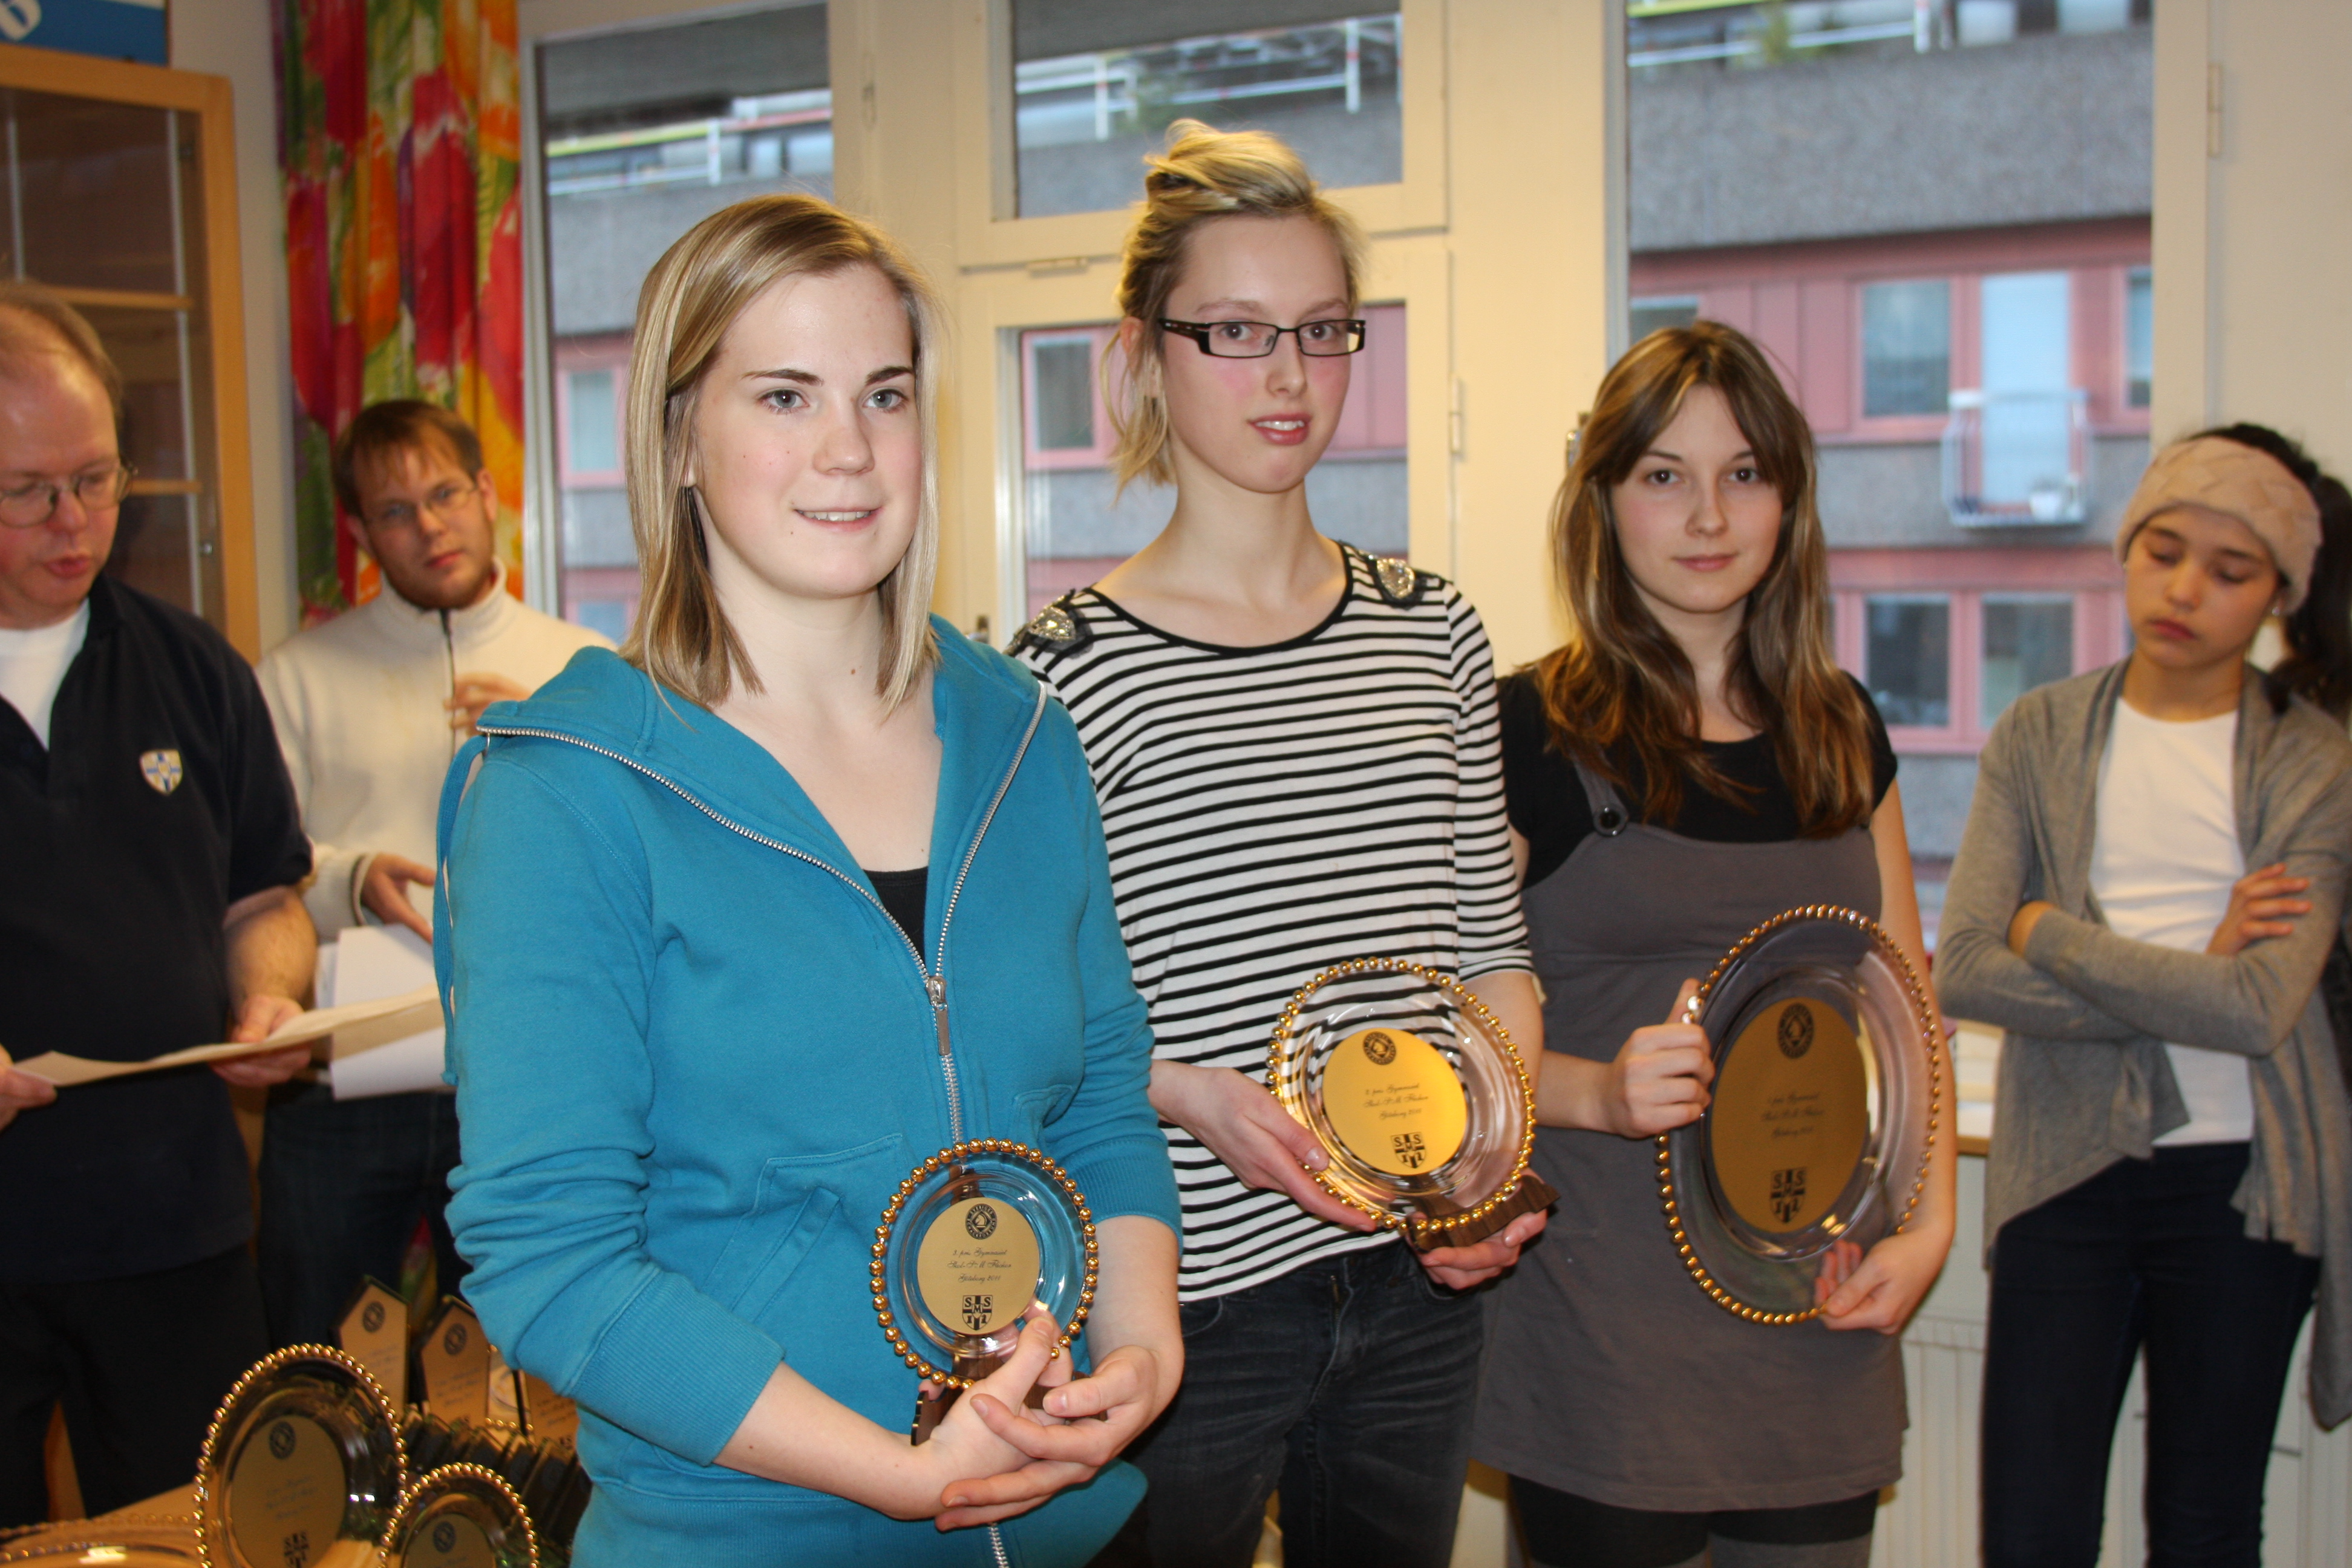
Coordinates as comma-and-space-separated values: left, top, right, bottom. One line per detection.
0, 463, 136, 528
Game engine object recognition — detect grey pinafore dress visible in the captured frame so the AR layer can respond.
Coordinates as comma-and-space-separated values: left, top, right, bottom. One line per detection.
1472, 762, 1906, 1512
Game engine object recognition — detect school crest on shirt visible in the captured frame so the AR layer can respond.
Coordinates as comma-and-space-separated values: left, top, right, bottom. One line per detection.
139, 748, 184, 795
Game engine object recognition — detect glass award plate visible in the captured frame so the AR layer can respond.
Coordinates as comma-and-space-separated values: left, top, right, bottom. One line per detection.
1268, 958, 1554, 1250
194, 1346, 404, 1568
873, 1140, 1096, 1440
378, 1465, 538, 1568
1659, 906, 1941, 1324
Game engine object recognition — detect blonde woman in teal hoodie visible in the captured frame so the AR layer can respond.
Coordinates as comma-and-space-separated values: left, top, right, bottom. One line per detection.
433, 196, 1182, 1565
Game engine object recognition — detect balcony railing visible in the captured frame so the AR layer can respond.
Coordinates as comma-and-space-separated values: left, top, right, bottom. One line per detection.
1016, 15, 1401, 150
1941, 388, 2091, 527
544, 90, 832, 197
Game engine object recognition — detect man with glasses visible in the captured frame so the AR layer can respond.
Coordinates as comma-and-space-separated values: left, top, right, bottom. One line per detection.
253, 400, 606, 1347
0, 282, 316, 1523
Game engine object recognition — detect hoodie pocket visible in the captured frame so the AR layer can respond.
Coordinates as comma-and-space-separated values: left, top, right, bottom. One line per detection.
703, 1135, 898, 1321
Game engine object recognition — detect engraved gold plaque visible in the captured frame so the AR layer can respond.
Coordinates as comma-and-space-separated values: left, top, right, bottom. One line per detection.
1319, 1028, 1469, 1177
1706, 999, 1869, 1236
415, 1299, 491, 1425
1659, 906, 1941, 1325
335, 1279, 408, 1411
223, 1412, 345, 1567
1269, 959, 1553, 1250
915, 1196, 1043, 1339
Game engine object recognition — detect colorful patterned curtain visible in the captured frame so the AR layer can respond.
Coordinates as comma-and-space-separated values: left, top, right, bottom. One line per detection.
277, 0, 525, 618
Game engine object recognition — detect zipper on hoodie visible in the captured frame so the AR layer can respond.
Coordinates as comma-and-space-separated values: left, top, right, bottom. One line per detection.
474, 685, 1047, 1143
440, 608, 459, 761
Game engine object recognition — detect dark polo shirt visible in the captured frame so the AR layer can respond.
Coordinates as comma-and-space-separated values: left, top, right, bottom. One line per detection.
0, 578, 311, 1282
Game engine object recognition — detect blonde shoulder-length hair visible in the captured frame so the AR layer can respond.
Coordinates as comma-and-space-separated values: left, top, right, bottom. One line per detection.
622, 194, 946, 710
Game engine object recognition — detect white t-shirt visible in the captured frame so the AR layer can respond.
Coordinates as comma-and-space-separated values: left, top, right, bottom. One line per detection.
0, 602, 90, 747
2089, 699, 2253, 1144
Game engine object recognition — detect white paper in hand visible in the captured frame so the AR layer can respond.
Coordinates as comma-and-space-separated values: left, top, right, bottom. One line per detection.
328, 926, 451, 1100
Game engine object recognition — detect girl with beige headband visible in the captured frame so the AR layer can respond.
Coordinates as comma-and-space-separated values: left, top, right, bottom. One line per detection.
1939, 425, 2352, 1566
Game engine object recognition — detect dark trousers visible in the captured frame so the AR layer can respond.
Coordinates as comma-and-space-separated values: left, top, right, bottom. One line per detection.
1509, 1478, 1879, 1568
1093, 1240, 1485, 1568
0, 1244, 269, 1526
256, 1082, 466, 1348
1981, 1143, 2319, 1568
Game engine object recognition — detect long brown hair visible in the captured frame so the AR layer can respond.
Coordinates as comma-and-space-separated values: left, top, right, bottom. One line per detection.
1107, 119, 1367, 491
622, 194, 944, 711
1534, 321, 1875, 834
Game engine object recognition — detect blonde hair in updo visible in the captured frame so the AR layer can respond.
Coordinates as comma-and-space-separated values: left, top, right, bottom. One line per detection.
1109, 119, 1368, 489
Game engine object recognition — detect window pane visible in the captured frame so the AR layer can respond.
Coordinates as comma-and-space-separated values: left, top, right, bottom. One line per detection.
1862, 280, 1950, 417
1981, 595, 2073, 728
1978, 270, 2074, 508
1629, 296, 1699, 342
1866, 596, 1950, 728
566, 370, 618, 474
537, 1, 829, 638
1013, 5, 1401, 220
1030, 339, 1096, 452
2126, 266, 2153, 409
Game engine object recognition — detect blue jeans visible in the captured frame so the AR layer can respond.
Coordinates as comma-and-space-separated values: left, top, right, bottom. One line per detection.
1981, 1143, 2319, 1568
255, 1081, 467, 1347
1094, 1240, 1484, 1568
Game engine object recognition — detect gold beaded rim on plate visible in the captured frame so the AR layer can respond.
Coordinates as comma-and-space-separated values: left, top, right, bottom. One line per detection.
1266, 957, 1541, 1242
377, 1463, 538, 1568
194, 1343, 405, 1568
869, 1139, 1100, 1390
1655, 904, 1944, 1326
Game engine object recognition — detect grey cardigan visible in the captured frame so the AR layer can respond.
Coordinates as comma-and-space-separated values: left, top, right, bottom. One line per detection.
1938, 662, 2352, 1427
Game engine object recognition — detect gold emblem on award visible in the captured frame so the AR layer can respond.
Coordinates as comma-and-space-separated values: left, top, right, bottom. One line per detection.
1659, 906, 1941, 1324
872, 1140, 1097, 1443
194, 1346, 404, 1568
377, 1465, 537, 1568
1267, 958, 1555, 1249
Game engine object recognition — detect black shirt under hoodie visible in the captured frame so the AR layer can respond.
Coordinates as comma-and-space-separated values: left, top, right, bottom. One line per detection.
0, 577, 312, 1282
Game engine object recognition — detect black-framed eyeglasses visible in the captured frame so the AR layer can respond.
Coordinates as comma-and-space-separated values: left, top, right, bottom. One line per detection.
1158, 318, 1367, 359
0, 463, 136, 529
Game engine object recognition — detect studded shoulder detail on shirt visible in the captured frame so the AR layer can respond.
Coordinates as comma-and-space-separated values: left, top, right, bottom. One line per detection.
1372, 555, 1425, 609
1007, 595, 1092, 658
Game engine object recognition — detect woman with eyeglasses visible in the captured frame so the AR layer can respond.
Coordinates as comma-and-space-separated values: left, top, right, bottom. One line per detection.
1008, 120, 1546, 1568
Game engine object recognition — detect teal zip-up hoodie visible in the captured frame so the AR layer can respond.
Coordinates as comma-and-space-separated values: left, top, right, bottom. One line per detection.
432, 622, 1178, 1566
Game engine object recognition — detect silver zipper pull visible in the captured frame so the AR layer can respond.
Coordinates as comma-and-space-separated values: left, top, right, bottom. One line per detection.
927, 974, 950, 1056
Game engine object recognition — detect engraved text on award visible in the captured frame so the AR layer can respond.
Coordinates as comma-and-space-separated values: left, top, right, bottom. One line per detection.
1708, 999, 1870, 1236
1320, 1027, 1469, 1177
916, 1197, 1042, 1339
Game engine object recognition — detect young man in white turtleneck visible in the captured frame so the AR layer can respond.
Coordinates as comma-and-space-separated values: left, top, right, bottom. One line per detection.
255, 400, 609, 1346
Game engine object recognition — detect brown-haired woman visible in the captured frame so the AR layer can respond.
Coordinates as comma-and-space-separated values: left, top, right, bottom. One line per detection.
1470, 322, 1956, 1567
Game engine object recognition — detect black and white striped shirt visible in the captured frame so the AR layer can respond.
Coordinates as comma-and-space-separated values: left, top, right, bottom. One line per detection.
1013, 545, 1533, 1299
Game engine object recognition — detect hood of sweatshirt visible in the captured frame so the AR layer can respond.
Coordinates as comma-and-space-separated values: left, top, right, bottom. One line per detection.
468, 614, 1048, 889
